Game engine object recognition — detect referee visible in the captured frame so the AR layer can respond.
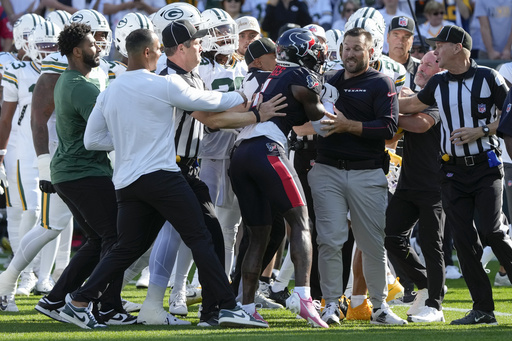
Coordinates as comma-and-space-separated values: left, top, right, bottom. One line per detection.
399, 25, 512, 326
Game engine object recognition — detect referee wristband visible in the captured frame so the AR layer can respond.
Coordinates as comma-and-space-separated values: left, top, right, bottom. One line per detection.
251, 107, 261, 123
0, 149, 6, 156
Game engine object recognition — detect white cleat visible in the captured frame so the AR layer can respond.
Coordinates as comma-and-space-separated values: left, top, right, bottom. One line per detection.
0, 295, 18, 312
137, 304, 191, 325
169, 291, 188, 316
35, 277, 55, 295
371, 303, 407, 325
16, 272, 38, 296
407, 288, 428, 316
136, 266, 150, 289
408, 306, 445, 323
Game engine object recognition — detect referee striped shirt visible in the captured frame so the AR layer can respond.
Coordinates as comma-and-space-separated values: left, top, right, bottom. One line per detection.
417, 59, 509, 157
160, 59, 204, 159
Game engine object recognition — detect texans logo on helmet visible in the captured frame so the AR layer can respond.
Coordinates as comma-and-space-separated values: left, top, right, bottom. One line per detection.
266, 143, 277, 152
306, 74, 319, 89
288, 32, 315, 57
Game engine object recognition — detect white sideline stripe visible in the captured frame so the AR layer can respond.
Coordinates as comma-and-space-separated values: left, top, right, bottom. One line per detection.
443, 307, 512, 317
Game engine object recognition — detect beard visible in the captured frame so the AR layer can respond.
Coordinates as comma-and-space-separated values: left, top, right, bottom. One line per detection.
343, 56, 367, 74
83, 51, 100, 68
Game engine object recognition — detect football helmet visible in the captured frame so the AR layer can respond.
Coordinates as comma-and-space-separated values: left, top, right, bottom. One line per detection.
115, 12, 154, 58
303, 24, 326, 43
46, 10, 71, 30
28, 21, 61, 64
345, 17, 383, 63
13, 13, 45, 51
325, 29, 343, 62
152, 3, 202, 43
200, 8, 238, 56
276, 28, 325, 74
70, 9, 112, 57
347, 7, 386, 37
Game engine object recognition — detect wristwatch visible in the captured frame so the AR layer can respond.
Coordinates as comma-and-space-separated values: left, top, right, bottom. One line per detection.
482, 125, 490, 137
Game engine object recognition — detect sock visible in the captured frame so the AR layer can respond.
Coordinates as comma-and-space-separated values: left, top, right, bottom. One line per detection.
259, 276, 271, 284
144, 283, 167, 307
386, 273, 396, 285
0, 266, 20, 295
350, 295, 366, 308
293, 286, 310, 299
242, 303, 255, 314
498, 271, 507, 277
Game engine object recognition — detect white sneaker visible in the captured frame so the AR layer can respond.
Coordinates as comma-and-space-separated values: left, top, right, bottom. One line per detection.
321, 301, 341, 325
169, 291, 188, 316
407, 288, 428, 316
494, 272, 512, 287
258, 280, 272, 297
122, 298, 142, 313
408, 306, 445, 323
254, 289, 284, 309
16, 272, 38, 296
371, 304, 408, 325
59, 299, 106, 329
218, 304, 268, 328
0, 295, 18, 312
137, 304, 191, 325
35, 277, 55, 295
185, 283, 202, 306
136, 267, 150, 289
445, 265, 462, 279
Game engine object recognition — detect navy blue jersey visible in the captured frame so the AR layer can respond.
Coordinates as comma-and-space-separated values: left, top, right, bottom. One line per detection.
318, 67, 398, 161
260, 65, 323, 138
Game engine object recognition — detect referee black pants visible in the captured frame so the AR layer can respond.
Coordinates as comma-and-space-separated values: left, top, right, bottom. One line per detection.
385, 189, 445, 310
51, 176, 123, 312
73, 170, 236, 311
441, 162, 512, 312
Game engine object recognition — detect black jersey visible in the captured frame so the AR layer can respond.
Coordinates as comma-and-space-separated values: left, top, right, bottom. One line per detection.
260, 65, 322, 137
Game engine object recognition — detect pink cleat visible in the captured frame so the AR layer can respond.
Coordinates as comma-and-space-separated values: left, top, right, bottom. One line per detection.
252, 309, 269, 326
286, 292, 329, 328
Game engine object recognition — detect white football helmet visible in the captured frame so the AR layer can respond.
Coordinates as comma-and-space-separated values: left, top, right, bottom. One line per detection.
200, 8, 238, 56
28, 21, 61, 64
325, 29, 343, 62
70, 9, 112, 57
152, 3, 202, 43
46, 10, 71, 30
13, 13, 45, 51
345, 17, 383, 63
115, 13, 154, 58
347, 7, 386, 37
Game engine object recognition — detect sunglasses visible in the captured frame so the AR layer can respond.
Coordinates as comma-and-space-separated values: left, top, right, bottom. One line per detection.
432, 11, 445, 16
411, 46, 428, 53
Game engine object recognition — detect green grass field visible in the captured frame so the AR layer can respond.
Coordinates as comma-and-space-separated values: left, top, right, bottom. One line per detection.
1, 256, 511, 341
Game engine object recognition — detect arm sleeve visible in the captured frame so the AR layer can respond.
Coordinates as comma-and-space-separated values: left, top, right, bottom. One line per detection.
84, 91, 114, 151
416, 75, 439, 106
360, 77, 398, 140
73, 82, 100, 121
166, 74, 243, 112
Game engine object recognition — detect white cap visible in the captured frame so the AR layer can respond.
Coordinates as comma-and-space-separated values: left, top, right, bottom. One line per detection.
236, 16, 260, 34
304, 24, 326, 42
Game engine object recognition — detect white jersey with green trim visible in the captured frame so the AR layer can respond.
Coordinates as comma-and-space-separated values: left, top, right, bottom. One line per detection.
101, 59, 127, 82
373, 54, 406, 93
2, 60, 41, 161
197, 56, 247, 159
40, 52, 110, 154
0, 52, 17, 80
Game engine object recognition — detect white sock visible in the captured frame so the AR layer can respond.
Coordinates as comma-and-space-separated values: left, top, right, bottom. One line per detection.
144, 283, 167, 307
272, 251, 294, 293
242, 303, 255, 314
0, 266, 20, 296
386, 273, 396, 285
351, 295, 366, 308
293, 286, 310, 299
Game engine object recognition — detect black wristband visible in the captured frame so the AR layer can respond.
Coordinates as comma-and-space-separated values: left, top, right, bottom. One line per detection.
251, 107, 261, 122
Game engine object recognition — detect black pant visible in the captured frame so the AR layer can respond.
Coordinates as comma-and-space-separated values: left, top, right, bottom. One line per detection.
441, 162, 512, 312
50, 176, 122, 312
178, 162, 225, 314
385, 189, 445, 310
73, 170, 236, 311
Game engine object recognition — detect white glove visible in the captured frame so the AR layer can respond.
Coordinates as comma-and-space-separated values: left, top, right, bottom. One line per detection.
37, 154, 52, 182
320, 83, 339, 103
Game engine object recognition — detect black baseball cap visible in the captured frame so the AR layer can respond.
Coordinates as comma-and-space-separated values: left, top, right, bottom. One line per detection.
425, 25, 472, 50
162, 20, 207, 48
245, 38, 276, 65
389, 16, 415, 34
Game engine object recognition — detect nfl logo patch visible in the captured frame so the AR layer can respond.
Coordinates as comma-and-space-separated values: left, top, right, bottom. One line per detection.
478, 104, 486, 113
507, 103, 512, 113
399, 17, 408, 26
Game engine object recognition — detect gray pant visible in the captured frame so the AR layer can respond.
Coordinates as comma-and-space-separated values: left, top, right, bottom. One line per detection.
308, 163, 388, 306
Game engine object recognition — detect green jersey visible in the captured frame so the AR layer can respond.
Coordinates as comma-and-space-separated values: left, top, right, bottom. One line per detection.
51, 69, 113, 184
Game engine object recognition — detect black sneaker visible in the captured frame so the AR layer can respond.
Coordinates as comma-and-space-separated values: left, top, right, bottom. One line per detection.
268, 287, 291, 307
450, 310, 498, 325
99, 309, 138, 325
198, 310, 219, 327
35, 296, 67, 323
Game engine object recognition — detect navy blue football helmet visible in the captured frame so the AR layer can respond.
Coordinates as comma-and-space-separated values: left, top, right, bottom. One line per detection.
276, 28, 326, 74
